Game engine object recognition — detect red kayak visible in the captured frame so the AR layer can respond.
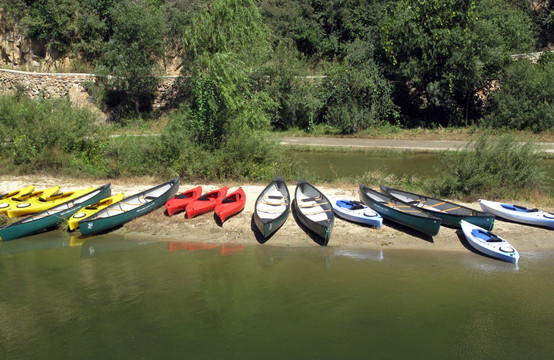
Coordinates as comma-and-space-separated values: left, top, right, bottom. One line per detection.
165, 186, 202, 216
215, 188, 246, 223
185, 186, 228, 219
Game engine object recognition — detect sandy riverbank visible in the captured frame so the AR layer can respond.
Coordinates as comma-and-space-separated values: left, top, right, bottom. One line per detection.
1, 175, 552, 252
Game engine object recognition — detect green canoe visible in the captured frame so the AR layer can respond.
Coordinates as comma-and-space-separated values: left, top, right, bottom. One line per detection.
253, 176, 291, 239
359, 184, 441, 236
0, 184, 111, 241
380, 185, 495, 230
293, 179, 334, 246
78, 177, 180, 236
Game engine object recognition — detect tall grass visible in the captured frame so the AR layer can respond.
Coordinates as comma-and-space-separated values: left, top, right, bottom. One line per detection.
429, 135, 547, 199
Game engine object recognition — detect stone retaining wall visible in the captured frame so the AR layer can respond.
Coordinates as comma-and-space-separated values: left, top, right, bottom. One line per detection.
0, 68, 184, 110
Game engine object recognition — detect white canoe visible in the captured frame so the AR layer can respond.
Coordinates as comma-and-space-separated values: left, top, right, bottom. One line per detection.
479, 199, 554, 229
328, 197, 383, 228
460, 220, 520, 264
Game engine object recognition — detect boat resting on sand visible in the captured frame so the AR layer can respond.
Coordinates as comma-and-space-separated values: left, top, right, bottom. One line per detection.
215, 188, 246, 223
293, 179, 334, 246
359, 184, 441, 236
185, 186, 228, 219
381, 186, 494, 230
460, 220, 520, 264
253, 176, 291, 239
479, 199, 554, 229
6, 186, 98, 218
0, 186, 60, 215
67, 193, 125, 231
0, 184, 111, 241
165, 186, 202, 216
329, 197, 383, 228
78, 178, 180, 236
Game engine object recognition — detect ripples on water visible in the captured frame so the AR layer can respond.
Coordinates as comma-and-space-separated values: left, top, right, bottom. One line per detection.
0, 234, 553, 359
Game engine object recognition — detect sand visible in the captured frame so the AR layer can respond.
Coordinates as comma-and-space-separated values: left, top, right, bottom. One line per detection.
1, 175, 552, 252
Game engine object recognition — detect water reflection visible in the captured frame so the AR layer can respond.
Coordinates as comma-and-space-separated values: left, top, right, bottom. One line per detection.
0, 233, 70, 254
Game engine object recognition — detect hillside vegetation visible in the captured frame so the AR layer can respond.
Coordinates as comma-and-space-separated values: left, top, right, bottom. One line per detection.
0, 0, 552, 201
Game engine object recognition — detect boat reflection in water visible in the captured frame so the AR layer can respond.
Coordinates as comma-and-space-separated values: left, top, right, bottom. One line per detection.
0, 232, 70, 254
80, 236, 163, 258
167, 241, 246, 256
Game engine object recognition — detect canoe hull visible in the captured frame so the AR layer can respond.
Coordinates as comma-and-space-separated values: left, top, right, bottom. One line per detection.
0, 184, 111, 241
359, 184, 441, 236
294, 179, 334, 246
254, 176, 290, 239
381, 186, 495, 230
79, 178, 180, 236
67, 193, 125, 231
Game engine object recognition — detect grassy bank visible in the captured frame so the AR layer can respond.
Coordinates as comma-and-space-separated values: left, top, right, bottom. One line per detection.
0, 95, 551, 206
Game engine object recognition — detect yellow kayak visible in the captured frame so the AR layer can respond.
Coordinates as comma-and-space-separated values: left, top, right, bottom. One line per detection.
67, 193, 125, 231
0, 185, 35, 200
7, 186, 98, 218
0, 186, 60, 215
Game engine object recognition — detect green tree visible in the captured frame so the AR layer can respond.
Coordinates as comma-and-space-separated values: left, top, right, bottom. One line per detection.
321, 40, 398, 133
483, 55, 554, 132
381, 0, 536, 126
96, 1, 165, 119
179, 0, 274, 148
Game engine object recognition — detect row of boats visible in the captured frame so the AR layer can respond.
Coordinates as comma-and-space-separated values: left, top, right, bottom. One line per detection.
252, 177, 553, 264
1, 176, 552, 264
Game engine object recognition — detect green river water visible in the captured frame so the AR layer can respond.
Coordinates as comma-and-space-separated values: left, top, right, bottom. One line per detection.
297, 151, 554, 190
1, 233, 553, 359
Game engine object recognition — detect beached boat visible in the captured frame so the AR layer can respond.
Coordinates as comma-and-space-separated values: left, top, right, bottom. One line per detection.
0, 185, 35, 203
0, 185, 60, 215
328, 197, 383, 228
165, 186, 202, 216
293, 179, 334, 245
253, 176, 291, 239
67, 193, 125, 231
78, 178, 180, 236
381, 186, 495, 230
185, 186, 228, 219
215, 188, 246, 223
0, 184, 111, 241
460, 220, 520, 263
359, 184, 441, 236
6, 186, 99, 218
479, 199, 554, 229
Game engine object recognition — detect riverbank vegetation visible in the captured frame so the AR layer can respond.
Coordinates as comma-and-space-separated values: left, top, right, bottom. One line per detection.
0, 0, 552, 203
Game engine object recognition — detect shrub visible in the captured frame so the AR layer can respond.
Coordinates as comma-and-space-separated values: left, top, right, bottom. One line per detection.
430, 135, 547, 198
482, 57, 554, 132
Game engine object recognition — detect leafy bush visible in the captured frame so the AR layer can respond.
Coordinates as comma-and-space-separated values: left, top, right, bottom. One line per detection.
0, 95, 107, 175
430, 135, 547, 198
320, 40, 398, 133
482, 57, 554, 132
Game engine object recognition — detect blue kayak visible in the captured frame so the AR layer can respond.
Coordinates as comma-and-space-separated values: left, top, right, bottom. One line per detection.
329, 197, 383, 228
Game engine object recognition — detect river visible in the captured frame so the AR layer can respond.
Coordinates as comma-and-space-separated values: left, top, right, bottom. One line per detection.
1, 233, 553, 359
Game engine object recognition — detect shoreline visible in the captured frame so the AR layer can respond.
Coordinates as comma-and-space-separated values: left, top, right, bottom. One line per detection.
1, 175, 553, 253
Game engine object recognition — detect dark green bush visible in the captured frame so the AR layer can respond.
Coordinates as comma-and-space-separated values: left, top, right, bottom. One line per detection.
482, 57, 554, 132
